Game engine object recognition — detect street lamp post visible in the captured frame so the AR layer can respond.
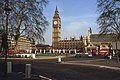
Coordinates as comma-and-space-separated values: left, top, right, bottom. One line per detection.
3, 0, 11, 74
4, 8, 11, 62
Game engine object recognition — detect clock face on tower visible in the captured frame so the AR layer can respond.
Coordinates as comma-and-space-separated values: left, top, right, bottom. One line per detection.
54, 21, 58, 25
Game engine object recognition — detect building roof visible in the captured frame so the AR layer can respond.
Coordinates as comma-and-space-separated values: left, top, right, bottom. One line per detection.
90, 34, 116, 42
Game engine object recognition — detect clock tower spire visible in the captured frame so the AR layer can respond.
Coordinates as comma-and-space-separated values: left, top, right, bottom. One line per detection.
52, 6, 61, 49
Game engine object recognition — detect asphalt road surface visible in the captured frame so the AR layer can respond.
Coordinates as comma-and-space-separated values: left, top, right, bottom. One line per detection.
0, 59, 120, 80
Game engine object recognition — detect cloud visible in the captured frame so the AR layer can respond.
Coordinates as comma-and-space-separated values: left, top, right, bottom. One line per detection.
61, 16, 99, 39
62, 21, 86, 37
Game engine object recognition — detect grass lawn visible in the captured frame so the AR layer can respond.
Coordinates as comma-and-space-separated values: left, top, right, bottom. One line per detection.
35, 53, 67, 58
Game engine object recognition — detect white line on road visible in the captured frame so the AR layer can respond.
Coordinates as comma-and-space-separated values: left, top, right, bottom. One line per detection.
62, 62, 120, 71
39, 75, 52, 80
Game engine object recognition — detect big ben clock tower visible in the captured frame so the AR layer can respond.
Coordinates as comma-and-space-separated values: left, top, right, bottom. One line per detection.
52, 6, 61, 49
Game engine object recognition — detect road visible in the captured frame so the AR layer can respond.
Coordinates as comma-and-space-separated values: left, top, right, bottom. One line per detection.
0, 59, 120, 80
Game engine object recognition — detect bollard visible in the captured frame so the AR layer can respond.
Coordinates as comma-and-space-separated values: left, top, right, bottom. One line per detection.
7, 62, 12, 73
58, 56, 62, 63
25, 64, 31, 78
109, 55, 112, 60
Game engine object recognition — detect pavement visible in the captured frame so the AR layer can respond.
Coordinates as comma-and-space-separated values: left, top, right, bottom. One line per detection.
62, 58, 120, 71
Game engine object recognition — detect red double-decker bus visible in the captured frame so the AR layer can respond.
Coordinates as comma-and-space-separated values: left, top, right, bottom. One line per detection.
99, 49, 109, 57
98, 43, 110, 57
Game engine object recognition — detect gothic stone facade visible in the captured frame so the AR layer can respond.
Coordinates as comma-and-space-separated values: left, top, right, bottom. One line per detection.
52, 7, 84, 53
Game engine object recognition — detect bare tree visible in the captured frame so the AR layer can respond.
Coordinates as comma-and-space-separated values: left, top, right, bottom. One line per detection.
97, 0, 120, 35
0, 0, 49, 51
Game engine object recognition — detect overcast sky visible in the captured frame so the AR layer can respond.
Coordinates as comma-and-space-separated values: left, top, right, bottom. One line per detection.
43, 0, 99, 45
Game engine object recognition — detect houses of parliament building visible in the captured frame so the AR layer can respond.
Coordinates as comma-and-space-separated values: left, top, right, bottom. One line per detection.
52, 7, 85, 53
